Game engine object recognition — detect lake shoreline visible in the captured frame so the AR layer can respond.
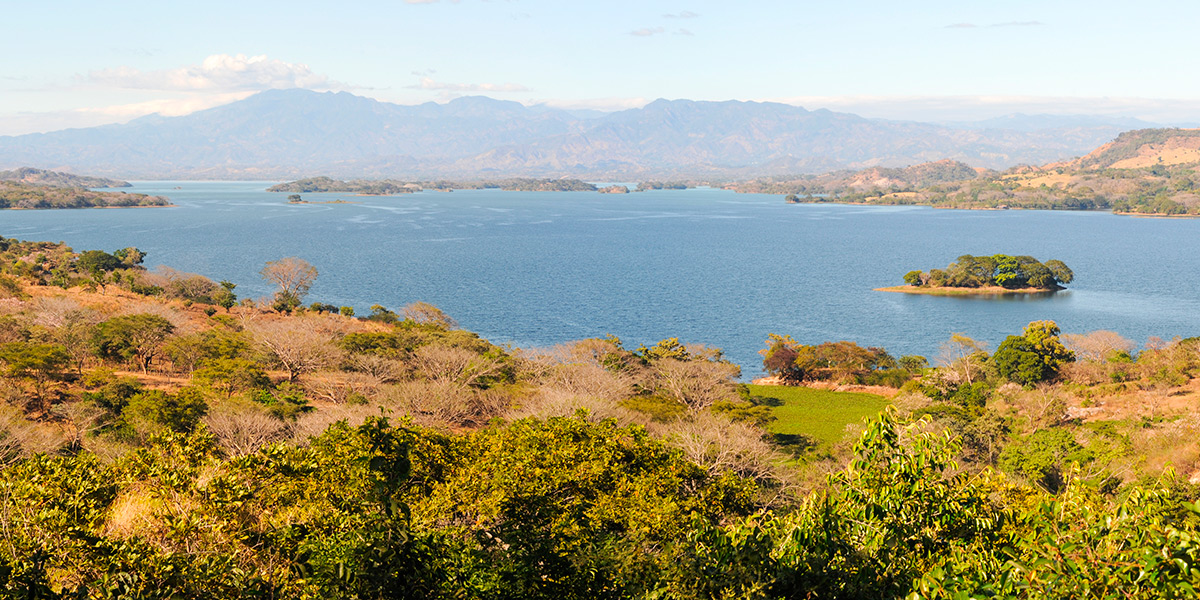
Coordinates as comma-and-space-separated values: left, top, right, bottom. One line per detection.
875, 285, 1063, 296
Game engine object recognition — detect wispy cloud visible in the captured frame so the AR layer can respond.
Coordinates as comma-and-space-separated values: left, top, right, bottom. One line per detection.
674, 28, 694, 36
411, 77, 530, 93
664, 11, 699, 18
85, 54, 342, 92
630, 27, 666, 36
0, 92, 260, 136
763, 94, 1200, 124
946, 20, 1043, 29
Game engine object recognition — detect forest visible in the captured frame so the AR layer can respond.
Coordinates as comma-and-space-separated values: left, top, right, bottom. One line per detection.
0, 235, 1198, 598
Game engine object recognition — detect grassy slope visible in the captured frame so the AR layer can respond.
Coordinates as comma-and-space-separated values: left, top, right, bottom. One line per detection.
749, 384, 889, 449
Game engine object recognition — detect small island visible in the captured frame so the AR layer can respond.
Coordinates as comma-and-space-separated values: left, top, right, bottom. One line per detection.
876, 254, 1073, 295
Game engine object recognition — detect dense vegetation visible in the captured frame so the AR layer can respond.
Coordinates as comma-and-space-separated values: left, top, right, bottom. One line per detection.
0, 235, 1198, 597
268, 177, 599, 194
901, 254, 1074, 290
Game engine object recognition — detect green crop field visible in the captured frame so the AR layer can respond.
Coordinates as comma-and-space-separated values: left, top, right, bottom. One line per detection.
748, 384, 890, 451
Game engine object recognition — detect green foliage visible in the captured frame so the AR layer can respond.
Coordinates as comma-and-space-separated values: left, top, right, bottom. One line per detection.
75, 250, 121, 276
125, 387, 209, 433
761, 335, 901, 385
993, 320, 1075, 385
92, 314, 176, 373
906, 254, 1073, 290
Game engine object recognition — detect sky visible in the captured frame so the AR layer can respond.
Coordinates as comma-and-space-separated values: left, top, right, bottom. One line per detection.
3, 0, 1200, 135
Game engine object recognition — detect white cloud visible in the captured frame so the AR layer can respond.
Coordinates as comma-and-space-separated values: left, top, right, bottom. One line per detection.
412, 77, 530, 93
630, 27, 666, 36
86, 54, 340, 92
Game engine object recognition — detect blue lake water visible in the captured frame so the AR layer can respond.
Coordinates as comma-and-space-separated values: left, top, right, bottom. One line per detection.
3, 181, 1199, 377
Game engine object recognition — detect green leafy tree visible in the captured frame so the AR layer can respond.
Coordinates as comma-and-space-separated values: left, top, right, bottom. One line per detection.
993, 321, 1075, 385
0, 341, 70, 410
125, 387, 209, 433
92, 314, 175, 373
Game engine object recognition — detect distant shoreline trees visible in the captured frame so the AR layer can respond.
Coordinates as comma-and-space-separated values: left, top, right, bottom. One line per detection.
903, 254, 1073, 290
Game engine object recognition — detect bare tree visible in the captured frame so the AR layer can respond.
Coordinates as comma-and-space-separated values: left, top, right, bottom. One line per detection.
411, 344, 502, 389
248, 318, 340, 382
204, 403, 291, 456
652, 412, 790, 492
936, 333, 989, 386
51, 400, 109, 451
260, 257, 318, 303
402, 302, 457, 328
652, 358, 740, 411
1062, 330, 1134, 362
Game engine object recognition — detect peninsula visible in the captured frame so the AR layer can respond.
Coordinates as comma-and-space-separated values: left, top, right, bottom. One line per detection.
877, 254, 1073, 295
739, 129, 1200, 217
0, 168, 169, 209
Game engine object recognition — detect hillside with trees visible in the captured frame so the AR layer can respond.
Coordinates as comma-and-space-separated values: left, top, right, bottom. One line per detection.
0, 181, 169, 210
741, 129, 1200, 216
0, 167, 130, 189
0, 235, 1198, 596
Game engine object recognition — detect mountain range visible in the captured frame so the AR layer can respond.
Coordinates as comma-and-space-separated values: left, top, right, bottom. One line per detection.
0, 89, 1162, 179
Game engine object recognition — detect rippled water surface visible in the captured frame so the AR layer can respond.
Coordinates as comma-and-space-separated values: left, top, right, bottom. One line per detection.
5, 181, 1199, 376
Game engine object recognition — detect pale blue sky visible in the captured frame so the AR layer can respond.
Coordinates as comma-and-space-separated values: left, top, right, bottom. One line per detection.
3, 0, 1199, 134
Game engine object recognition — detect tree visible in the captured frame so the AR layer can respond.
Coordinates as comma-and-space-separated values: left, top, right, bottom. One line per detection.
248, 317, 339, 382
92, 314, 175, 373
1044, 259, 1074, 285
260, 257, 318, 310
403, 302, 457, 328
0, 342, 70, 410
76, 250, 121, 276
903, 270, 924, 286
214, 280, 238, 311
936, 333, 988, 386
993, 321, 1074, 386
113, 247, 145, 267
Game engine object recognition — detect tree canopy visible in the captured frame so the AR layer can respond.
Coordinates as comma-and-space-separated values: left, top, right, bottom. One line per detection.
905, 254, 1073, 290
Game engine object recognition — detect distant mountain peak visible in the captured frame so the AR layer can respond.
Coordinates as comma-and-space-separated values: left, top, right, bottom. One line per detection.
0, 90, 1161, 179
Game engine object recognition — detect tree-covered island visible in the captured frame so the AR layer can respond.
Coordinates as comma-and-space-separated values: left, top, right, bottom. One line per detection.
878, 254, 1074, 295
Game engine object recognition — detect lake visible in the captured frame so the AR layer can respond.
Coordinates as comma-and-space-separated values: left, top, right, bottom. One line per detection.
4, 181, 1199, 377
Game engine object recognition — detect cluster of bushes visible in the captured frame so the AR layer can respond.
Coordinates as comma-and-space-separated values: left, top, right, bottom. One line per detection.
760, 335, 924, 387
1, 410, 1197, 597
